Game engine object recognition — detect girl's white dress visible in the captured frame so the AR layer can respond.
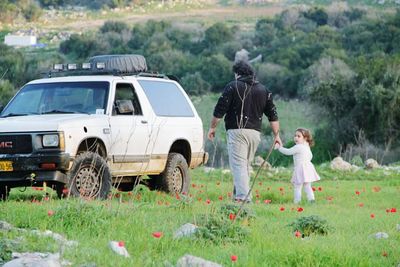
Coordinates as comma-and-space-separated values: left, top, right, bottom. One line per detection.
278, 143, 320, 185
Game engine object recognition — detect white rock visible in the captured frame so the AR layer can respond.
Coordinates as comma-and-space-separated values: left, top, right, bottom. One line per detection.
174, 223, 198, 239
176, 254, 222, 267
396, 224, 400, 231
3, 252, 62, 267
365, 158, 380, 169
0, 220, 13, 231
373, 232, 389, 239
203, 167, 215, 173
109, 241, 130, 258
221, 169, 230, 174
330, 156, 352, 171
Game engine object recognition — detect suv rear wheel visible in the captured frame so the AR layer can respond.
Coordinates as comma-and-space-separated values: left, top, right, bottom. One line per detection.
67, 152, 111, 199
149, 153, 190, 194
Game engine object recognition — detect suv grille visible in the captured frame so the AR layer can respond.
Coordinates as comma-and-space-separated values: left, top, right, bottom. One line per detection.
0, 135, 32, 154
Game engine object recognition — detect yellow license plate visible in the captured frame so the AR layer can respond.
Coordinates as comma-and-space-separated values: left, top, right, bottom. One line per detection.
0, 161, 13, 172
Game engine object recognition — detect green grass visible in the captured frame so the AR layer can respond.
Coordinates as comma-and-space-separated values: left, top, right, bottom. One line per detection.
0, 167, 399, 266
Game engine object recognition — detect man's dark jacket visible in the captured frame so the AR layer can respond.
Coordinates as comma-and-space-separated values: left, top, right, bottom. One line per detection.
213, 75, 278, 132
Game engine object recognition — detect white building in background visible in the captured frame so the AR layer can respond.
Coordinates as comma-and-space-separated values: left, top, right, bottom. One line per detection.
4, 34, 36, 47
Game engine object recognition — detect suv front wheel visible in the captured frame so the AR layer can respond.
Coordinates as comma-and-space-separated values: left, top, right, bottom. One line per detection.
150, 152, 190, 194
67, 152, 111, 199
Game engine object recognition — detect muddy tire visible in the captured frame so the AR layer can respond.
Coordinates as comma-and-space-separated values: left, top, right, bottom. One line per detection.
0, 185, 10, 201
67, 152, 111, 199
151, 153, 190, 194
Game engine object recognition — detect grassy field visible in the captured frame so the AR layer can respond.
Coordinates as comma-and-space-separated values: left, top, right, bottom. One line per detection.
0, 166, 399, 266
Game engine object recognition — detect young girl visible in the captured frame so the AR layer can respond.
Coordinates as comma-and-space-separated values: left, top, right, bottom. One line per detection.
275, 128, 320, 204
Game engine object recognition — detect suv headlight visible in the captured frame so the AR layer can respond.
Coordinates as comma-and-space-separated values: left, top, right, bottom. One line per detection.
42, 134, 59, 147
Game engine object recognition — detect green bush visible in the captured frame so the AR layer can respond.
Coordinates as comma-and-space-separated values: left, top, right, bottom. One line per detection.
288, 215, 331, 237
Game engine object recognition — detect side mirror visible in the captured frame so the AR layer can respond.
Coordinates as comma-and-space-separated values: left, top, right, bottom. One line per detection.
115, 100, 134, 114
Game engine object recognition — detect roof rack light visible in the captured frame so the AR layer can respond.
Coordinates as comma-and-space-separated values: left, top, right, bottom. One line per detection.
96, 62, 105, 70
67, 63, 77, 70
53, 64, 63, 71
82, 63, 91, 69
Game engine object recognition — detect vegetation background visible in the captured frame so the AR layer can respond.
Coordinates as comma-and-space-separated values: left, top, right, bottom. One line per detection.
1, 0, 400, 166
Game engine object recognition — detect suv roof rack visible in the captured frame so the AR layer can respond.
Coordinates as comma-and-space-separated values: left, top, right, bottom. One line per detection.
44, 69, 170, 79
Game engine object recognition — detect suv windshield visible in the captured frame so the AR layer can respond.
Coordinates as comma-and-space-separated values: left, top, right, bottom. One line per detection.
1, 82, 109, 117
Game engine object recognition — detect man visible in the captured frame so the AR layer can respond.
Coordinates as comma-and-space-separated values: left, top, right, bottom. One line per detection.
207, 60, 281, 202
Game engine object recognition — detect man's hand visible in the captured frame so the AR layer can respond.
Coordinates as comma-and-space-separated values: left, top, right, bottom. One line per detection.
208, 128, 216, 141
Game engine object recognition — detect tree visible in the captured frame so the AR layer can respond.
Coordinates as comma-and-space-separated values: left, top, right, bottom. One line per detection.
204, 22, 234, 47
181, 72, 211, 96
200, 54, 232, 92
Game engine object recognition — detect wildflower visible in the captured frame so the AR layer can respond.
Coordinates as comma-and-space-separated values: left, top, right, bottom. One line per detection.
294, 231, 302, 238
218, 195, 223, 201
358, 203, 364, 207
152, 232, 163, 238
355, 191, 360, 195
370, 213, 375, 218
297, 207, 304, 212
317, 187, 322, 191
231, 255, 238, 262
47, 210, 54, 216
312, 187, 316, 191
280, 206, 285, 211
205, 199, 211, 204
279, 187, 284, 191
264, 199, 271, 204
390, 208, 397, 213
118, 241, 125, 247
229, 213, 236, 221
382, 251, 388, 257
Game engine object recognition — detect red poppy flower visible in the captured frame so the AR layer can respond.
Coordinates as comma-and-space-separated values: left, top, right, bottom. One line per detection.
231, 255, 238, 262
386, 209, 391, 213
264, 199, 271, 204
229, 213, 236, 221
191, 184, 196, 188
279, 187, 284, 191
297, 207, 304, 212
206, 199, 211, 204
358, 203, 364, 207
47, 210, 54, 216
152, 232, 163, 238
294, 231, 302, 238
390, 208, 397, 213
382, 251, 388, 257
312, 187, 316, 191
256, 194, 260, 199
118, 241, 125, 247
258, 182, 262, 186
218, 195, 223, 201
370, 213, 375, 218
317, 187, 322, 191
280, 206, 285, 211
355, 191, 360, 195
115, 193, 120, 198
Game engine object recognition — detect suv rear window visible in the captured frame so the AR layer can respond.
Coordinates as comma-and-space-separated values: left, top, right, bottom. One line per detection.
138, 80, 194, 117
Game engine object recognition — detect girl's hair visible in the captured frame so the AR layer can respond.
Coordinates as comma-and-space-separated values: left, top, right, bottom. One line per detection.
296, 128, 314, 147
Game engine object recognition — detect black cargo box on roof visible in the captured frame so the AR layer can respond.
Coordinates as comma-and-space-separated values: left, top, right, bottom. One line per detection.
89, 54, 147, 73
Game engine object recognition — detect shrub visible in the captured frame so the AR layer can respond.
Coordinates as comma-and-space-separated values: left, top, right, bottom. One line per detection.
288, 215, 331, 237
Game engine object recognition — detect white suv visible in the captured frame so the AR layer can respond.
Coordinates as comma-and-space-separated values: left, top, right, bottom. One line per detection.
0, 55, 207, 200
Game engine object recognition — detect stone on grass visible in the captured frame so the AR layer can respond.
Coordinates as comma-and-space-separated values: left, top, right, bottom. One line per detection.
3, 252, 63, 267
174, 223, 198, 239
108, 241, 130, 258
31, 229, 78, 248
330, 157, 353, 171
373, 232, 389, 239
176, 254, 222, 267
396, 224, 400, 232
0, 220, 13, 231
365, 158, 380, 169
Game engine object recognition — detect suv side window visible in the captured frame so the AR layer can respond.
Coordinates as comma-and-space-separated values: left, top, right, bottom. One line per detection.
114, 83, 142, 115
138, 80, 194, 117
